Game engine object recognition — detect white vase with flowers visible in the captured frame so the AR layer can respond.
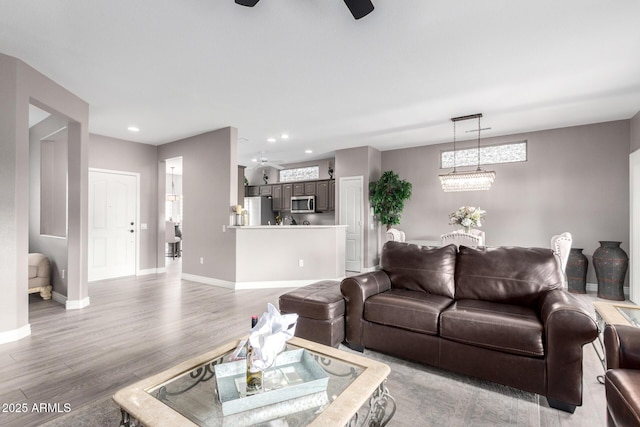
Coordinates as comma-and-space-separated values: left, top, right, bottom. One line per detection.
449, 206, 486, 234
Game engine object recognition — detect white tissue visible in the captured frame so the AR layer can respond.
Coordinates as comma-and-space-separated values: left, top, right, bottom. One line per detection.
248, 303, 298, 370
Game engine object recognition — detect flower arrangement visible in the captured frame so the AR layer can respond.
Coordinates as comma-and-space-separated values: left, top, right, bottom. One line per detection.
449, 206, 486, 233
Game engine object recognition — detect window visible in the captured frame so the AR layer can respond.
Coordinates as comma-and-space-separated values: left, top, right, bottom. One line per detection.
279, 166, 320, 182
441, 141, 527, 169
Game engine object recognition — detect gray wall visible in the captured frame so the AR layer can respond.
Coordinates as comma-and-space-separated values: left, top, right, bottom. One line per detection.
158, 127, 238, 282
631, 111, 640, 153
1, 53, 89, 339
89, 134, 159, 271
382, 120, 630, 284
29, 115, 70, 295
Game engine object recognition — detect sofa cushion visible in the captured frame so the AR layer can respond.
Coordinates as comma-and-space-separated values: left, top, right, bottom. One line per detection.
364, 289, 453, 335
440, 299, 545, 357
455, 246, 563, 308
381, 241, 457, 298
29, 265, 38, 279
606, 369, 640, 427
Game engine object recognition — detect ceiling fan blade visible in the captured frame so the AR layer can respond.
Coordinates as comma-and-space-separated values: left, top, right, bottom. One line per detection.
266, 162, 284, 170
235, 0, 260, 7
343, 0, 374, 20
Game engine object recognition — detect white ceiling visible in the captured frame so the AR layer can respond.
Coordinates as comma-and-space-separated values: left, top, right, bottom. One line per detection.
3, 1, 640, 166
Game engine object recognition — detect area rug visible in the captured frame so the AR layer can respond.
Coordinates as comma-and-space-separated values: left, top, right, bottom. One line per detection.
40, 348, 552, 427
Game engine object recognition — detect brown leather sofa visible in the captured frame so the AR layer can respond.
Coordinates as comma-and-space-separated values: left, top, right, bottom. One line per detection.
604, 324, 640, 426
341, 242, 598, 413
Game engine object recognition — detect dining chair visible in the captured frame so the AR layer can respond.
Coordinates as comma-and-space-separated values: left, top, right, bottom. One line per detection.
165, 220, 182, 258
440, 231, 483, 248
550, 232, 572, 289
386, 227, 406, 242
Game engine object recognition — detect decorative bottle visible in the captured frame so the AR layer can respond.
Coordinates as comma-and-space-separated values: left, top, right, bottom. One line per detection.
246, 315, 262, 394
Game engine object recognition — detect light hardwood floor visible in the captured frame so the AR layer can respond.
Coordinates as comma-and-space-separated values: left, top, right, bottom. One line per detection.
0, 260, 611, 426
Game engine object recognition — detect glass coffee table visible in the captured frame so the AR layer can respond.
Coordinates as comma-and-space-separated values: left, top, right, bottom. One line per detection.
592, 301, 640, 382
113, 336, 394, 426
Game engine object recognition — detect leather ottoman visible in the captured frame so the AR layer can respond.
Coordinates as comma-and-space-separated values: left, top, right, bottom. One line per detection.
279, 280, 345, 348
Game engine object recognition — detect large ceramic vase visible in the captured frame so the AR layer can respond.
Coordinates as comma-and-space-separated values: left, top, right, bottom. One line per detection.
566, 248, 588, 294
593, 241, 628, 301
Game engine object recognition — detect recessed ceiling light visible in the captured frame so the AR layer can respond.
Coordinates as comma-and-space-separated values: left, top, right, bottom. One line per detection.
305, 149, 313, 154
281, 134, 289, 140
128, 126, 140, 132
267, 138, 276, 143
251, 158, 258, 162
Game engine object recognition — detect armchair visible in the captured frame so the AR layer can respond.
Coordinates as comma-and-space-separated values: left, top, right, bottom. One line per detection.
604, 324, 640, 427
28, 253, 52, 300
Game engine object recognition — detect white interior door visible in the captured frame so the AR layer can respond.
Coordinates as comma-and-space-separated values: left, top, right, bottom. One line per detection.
89, 170, 138, 281
340, 176, 363, 272
630, 151, 640, 303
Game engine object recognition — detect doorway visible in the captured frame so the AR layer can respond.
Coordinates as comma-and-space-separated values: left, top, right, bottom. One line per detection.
630, 150, 640, 303
88, 169, 139, 281
165, 157, 183, 273
28, 105, 69, 308
340, 176, 364, 272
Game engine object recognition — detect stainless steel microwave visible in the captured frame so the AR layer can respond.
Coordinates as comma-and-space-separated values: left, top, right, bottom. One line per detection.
291, 195, 315, 213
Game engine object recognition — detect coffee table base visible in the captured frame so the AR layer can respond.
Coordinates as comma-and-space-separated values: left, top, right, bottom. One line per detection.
347, 381, 396, 427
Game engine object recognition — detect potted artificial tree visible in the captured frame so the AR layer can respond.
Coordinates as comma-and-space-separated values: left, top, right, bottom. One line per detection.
369, 171, 412, 230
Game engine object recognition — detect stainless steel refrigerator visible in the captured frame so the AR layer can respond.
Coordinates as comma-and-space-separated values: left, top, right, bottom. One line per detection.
244, 197, 276, 226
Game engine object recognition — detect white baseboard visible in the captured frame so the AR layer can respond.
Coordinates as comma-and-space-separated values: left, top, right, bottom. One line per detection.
586, 282, 630, 296
181, 273, 339, 290
52, 291, 67, 305
66, 297, 91, 310
235, 279, 326, 290
0, 323, 31, 344
182, 273, 235, 289
361, 265, 380, 273
138, 268, 161, 276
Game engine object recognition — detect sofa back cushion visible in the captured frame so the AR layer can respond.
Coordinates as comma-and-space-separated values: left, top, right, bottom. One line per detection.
455, 246, 563, 308
381, 242, 457, 298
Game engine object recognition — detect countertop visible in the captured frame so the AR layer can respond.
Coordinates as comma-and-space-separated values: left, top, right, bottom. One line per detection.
229, 225, 347, 229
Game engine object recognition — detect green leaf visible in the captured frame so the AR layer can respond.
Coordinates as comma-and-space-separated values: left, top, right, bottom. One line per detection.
369, 171, 412, 229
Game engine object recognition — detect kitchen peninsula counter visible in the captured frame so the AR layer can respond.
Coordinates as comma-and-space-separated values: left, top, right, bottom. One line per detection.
230, 225, 346, 289
230, 225, 346, 229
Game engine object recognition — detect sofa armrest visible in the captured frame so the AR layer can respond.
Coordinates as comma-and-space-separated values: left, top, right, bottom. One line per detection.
539, 289, 598, 406
340, 270, 391, 349
604, 324, 640, 370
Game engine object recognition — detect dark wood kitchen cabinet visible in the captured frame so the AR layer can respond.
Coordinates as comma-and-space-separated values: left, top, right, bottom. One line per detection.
250, 179, 334, 212
245, 185, 272, 197
304, 182, 316, 196
316, 180, 329, 212
282, 184, 292, 211
271, 184, 282, 210
292, 183, 305, 196
329, 180, 336, 211
259, 185, 272, 196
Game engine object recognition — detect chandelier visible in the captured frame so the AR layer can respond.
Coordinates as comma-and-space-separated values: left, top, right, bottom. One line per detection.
439, 113, 496, 192
166, 166, 180, 202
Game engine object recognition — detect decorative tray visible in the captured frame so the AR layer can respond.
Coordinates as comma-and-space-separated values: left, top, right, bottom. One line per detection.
214, 348, 329, 416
